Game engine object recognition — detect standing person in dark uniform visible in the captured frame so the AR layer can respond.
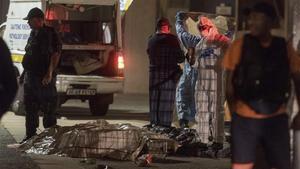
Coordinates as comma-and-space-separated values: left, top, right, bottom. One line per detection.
147, 18, 185, 127
21, 8, 62, 143
0, 38, 18, 119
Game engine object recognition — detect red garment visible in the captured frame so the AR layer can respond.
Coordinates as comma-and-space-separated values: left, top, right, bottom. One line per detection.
199, 16, 230, 43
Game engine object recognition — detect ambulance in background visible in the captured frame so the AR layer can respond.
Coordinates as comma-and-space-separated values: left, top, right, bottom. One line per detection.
2, 0, 125, 116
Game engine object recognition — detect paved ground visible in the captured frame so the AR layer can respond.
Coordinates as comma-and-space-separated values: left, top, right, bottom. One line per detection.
0, 94, 231, 169
1, 94, 150, 142
26, 154, 230, 169
0, 125, 40, 169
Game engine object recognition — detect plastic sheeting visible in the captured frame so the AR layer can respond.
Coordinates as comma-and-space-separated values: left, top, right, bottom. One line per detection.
18, 120, 177, 161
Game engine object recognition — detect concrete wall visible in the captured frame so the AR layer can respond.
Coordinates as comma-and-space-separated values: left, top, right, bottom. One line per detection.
123, 0, 189, 94
190, 0, 235, 16
123, 0, 157, 94
291, 0, 300, 49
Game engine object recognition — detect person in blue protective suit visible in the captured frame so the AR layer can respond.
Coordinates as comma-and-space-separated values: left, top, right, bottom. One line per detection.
175, 12, 230, 145
175, 12, 202, 128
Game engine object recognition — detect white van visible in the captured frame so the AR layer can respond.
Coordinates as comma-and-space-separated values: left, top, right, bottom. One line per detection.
3, 0, 125, 116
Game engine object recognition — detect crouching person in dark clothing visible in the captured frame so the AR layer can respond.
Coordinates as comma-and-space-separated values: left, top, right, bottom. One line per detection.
0, 38, 18, 119
21, 8, 62, 143
147, 18, 185, 127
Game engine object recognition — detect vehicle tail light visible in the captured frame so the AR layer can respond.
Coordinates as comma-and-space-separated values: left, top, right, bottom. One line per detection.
117, 52, 125, 70
116, 51, 125, 77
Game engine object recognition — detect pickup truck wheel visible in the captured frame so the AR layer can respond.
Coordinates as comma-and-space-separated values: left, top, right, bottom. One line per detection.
89, 101, 109, 116
89, 94, 113, 116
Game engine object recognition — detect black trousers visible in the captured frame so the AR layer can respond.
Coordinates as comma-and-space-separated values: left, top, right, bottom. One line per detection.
23, 72, 57, 137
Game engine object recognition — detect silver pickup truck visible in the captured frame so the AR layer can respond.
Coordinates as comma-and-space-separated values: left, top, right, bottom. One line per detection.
3, 0, 125, 116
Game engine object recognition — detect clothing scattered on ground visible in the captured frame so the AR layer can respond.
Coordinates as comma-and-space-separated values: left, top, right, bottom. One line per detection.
143, 124, 231, 158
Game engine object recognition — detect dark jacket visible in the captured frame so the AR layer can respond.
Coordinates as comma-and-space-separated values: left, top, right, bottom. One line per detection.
22, 25, 62, 76
147, 33, 184, 88
147, 33, 184, 72
0, 38, 18, 118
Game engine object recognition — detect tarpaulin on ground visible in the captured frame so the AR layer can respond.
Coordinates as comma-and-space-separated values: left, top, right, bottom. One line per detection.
18, 120, 177, 161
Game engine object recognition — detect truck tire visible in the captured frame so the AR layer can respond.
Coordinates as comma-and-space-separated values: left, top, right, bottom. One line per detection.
89, 94, 113, 116
89, 102, 109, 116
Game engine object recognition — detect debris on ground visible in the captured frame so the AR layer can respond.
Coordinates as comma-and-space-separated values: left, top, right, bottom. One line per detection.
143, 124, 231, 158
134, 154, 152, 167
96, 164, 113, 169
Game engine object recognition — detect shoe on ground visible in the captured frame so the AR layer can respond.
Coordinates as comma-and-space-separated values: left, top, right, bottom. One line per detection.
19, 134, 36, 144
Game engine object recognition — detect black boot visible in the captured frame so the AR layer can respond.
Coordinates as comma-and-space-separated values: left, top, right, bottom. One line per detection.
19, 133, 36, 144
179, 119, 189, 128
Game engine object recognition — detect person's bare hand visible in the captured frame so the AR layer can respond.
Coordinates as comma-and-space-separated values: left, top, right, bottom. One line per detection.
187, 47, 195, 65
42, 72, 52, 86
206, 34, 230, 47
177, 12, 189, 20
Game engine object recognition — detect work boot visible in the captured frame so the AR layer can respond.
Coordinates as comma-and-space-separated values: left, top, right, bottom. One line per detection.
179, 119, 189, 128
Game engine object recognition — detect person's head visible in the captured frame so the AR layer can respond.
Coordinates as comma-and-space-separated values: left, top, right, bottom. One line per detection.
197, 16, 230, 44
156, 17, 171, 34
248, 2, 277, 37
198, 17, 213, 37
24, 8, 45, 30
198, 17, 220, 38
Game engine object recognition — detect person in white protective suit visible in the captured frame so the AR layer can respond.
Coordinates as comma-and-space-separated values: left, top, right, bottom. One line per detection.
175, 12, 230, 146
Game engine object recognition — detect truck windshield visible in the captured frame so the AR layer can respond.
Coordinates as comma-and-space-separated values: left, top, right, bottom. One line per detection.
45, 4, 115, 45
